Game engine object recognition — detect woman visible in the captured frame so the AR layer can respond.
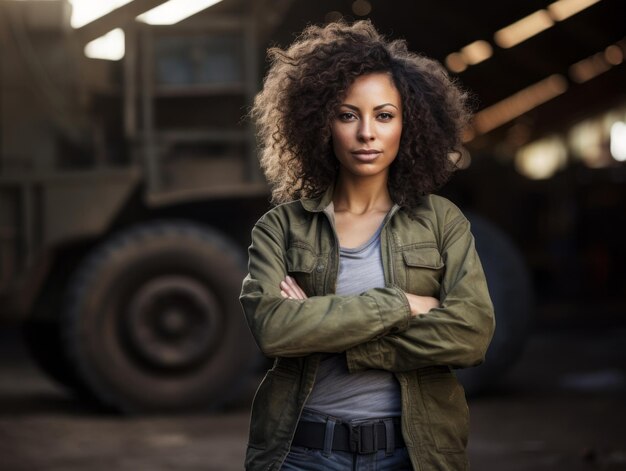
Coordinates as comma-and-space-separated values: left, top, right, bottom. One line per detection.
240, 20, 495, 471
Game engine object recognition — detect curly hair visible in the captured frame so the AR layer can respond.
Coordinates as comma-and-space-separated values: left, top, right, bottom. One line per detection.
251, 20, 471, 208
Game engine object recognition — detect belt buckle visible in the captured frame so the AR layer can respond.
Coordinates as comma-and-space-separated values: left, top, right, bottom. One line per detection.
349, 423, 377, 454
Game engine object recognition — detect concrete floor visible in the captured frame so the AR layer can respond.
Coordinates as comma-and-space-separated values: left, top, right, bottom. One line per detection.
0, 327, 625, 471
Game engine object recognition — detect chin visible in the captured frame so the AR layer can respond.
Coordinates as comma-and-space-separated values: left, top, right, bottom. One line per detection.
343, 165, 389, 178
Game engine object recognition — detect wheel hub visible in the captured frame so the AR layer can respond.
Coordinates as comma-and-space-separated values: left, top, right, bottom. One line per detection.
158, 308, 189, 336
124, 275, 222, 371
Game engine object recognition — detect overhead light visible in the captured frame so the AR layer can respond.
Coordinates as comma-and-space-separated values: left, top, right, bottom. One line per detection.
568, 38, 624, 83
445, 52, 468, 73
473, 74, 568, 134
568, 108, 626, 167
445, 40, 492, 74
515, 136, 567, 179
460, 40, 493, 65
494, 10, 554, 48
610, 121, 626, 162
604, 44, 624, 66
569, 119, 604, 167
68, 0, 134, 29
445, 0, 604, 74
569, 53, 611, 83
494, 0, 601, 48
136, 0, 223, 25
84, 27, 125, 60
547, 0, 602, 22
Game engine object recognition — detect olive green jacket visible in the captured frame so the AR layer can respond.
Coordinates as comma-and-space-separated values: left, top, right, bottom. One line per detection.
240, 184, 495, 470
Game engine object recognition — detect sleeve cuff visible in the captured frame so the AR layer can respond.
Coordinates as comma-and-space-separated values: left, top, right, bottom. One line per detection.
346, 286, 411, 373
376, 286, 411, 332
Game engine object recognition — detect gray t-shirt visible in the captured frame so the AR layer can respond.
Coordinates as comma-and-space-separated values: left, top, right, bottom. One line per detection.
304, 217, 402, 420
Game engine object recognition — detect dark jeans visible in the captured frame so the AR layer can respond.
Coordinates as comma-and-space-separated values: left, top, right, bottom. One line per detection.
281, 409, 412, 471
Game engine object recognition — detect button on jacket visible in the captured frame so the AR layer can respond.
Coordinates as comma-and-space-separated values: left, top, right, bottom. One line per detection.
240, 184, 495, 471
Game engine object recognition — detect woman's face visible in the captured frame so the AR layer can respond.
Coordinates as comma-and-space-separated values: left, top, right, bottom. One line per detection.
331, 72, 403, 180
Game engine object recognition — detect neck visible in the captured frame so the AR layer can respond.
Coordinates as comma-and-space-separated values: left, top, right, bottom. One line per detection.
333, 170, 393, 214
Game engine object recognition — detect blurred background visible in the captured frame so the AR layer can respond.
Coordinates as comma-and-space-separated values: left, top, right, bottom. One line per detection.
0, 0, 624, 470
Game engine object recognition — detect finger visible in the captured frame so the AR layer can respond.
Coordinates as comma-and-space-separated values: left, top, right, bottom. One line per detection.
281, 281, 300, 299
280, 280, 294, 295
287, 276, 308, 299
283, 277, 300, 298
280, 290, 288, 298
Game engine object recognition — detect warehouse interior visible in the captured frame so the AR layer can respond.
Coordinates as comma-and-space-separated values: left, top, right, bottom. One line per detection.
0, 1, 625, 470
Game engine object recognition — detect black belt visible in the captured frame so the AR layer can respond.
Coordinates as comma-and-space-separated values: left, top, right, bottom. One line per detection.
292, 419, 405, 454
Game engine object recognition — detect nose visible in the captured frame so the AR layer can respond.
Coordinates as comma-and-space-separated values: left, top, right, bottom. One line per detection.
357, 118, 375, 142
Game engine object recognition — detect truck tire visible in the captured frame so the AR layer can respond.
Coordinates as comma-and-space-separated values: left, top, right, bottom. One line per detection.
455, 214, 534, 395
62, 221, 258, 413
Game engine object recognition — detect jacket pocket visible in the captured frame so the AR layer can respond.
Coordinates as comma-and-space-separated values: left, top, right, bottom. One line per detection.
419, 366, 469, 453
285, 245, 317, 296
400, 247, 444, 296
248, 368, 297, 449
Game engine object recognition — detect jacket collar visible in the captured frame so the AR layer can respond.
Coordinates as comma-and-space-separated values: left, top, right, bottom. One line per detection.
300, 181, 337, 213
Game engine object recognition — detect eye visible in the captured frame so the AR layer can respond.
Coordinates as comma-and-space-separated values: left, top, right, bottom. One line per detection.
338, 112, 357, 121
378, 112, 394, 120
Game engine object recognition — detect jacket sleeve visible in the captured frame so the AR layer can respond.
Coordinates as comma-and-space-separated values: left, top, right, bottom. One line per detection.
345, 213, 495, 371
240, 214, 412, 358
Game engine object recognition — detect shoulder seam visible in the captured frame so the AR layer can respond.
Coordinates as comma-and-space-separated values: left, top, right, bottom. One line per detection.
256, 220, 283, 241
444, 214, 466, 232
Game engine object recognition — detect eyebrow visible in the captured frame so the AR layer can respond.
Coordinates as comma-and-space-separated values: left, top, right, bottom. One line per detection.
340, 103, 399, 111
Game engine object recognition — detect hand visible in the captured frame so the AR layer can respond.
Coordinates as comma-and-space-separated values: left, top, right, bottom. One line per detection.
280, 276, 308, 300
404, 292, 440, 317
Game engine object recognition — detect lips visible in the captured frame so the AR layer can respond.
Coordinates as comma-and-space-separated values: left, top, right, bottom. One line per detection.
351, 149, 382, 162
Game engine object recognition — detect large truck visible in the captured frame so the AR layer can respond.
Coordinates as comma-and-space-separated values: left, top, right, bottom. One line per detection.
0, 0, 532, 412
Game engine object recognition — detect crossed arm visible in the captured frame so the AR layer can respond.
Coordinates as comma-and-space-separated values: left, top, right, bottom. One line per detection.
241, 213, 494, 369
279, 275, 440, 316
277, 218, 495, 372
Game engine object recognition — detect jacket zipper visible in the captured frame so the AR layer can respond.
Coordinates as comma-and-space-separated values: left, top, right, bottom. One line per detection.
382, 204, 400, 286
322, 207, 340, 293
